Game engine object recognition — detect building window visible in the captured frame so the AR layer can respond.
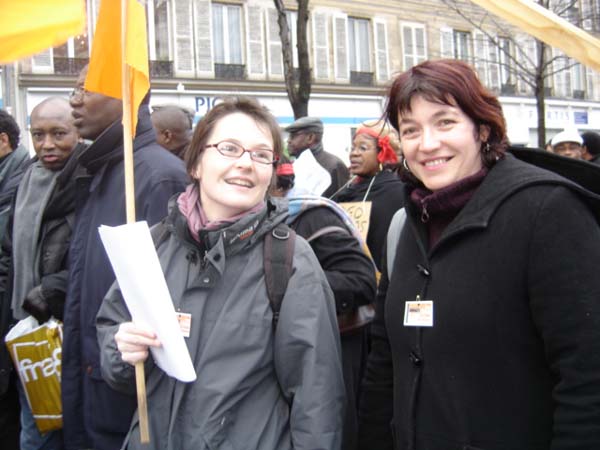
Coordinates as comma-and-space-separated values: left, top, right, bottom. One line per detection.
453, 30, 471, 62
498, 37, 514, 86
348, 17, 371, 73
571, 62, 586, 98
212, 3, 243, 65
401, 24, 426, 70
73, 33, 89, 59
286, 10, 299, 68
153, 0, 170, 61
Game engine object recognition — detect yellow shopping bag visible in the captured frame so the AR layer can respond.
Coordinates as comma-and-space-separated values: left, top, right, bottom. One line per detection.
5, 316, 62, 433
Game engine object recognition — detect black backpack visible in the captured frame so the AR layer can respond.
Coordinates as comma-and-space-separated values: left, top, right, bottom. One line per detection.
151, 221, 295, 331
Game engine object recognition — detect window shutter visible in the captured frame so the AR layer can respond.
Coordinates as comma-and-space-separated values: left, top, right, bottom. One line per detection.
401, 23, 427, 70
587, 67, 597, 100
553, 49, 570, 97
245, 4, 265, 78
473, 32, 487, 83
286, 11, 299, 68
582, 0, 593, 29
193, 0, 213, 76
415, 26, 427, 64
516, 35, 535, 94
31, 49, 54, 74
374, 20, 389, 83
440, 27, 454, 58
401, 24, 415, 70
173, 0, 194, 76
90, 0, 101, 34
333, 14, 349, 81
487, 37, 500, 91
266, 8, 283, 78
312, 11, 330, 81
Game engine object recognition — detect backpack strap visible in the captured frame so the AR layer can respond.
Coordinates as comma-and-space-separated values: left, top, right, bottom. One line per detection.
306, 225, 350, 243
264, 224, 296, 331
386, 208, 407, 281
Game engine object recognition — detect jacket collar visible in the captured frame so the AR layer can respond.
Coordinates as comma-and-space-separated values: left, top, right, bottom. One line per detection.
77, 105, 154, 175
166, 194, 288, 258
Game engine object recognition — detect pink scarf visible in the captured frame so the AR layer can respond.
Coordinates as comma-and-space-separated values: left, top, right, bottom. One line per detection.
177, 184, 265, 242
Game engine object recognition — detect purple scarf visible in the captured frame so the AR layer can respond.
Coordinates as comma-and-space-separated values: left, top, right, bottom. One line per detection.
177, 184, 265, 242
410, 168, 488, 248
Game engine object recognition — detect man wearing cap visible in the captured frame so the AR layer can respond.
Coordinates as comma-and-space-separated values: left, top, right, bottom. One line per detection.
551, 129, 584, 159
286, 116, 350, 198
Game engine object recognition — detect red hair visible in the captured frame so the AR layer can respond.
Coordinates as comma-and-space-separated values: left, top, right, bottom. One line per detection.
385, 59, 508, 167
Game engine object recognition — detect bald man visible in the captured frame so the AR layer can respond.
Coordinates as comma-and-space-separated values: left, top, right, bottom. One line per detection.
0, 96, 84, 450
151, 104, 193, 159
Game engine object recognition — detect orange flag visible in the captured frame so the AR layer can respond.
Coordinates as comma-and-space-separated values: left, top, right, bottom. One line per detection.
0, 0, 85, 64
85, 0, 150, 136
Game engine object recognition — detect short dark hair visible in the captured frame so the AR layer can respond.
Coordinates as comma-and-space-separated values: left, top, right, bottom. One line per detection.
185, 97, 283, 179
582, 131, 600, 156
385, 59, 508, 169
0, 109, 20, 150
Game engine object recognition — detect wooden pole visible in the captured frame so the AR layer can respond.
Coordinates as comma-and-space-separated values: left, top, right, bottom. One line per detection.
121, 0, 150, 443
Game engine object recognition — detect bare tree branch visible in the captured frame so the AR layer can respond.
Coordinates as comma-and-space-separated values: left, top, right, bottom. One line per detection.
273, 0, 311, 119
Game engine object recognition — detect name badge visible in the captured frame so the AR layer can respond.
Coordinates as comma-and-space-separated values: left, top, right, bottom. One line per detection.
175, 312, 192, 338
403, 300, 434, 327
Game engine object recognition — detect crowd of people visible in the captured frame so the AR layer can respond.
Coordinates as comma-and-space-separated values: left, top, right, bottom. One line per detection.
1, 58, 600, 450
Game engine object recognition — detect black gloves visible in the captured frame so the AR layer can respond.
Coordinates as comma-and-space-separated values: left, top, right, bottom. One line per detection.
22, 285, 65, 323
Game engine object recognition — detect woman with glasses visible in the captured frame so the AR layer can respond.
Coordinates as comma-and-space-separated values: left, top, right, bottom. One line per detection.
331, 121, 404, 272
96, 97, 345, 450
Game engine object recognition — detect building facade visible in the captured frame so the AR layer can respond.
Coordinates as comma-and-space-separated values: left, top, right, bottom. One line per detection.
2, 0, 600, 160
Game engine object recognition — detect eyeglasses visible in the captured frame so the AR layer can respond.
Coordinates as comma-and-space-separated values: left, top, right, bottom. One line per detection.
205, 140, 278, 165
351, 143, 377, 153
69, 86, 91, 101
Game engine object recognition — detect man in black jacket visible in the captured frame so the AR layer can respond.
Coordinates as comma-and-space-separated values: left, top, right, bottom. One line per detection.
1, 96, 83, 450
61, 65, 188, 450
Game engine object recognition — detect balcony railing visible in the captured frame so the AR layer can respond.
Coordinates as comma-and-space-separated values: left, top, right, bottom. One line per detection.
350, 71, 373, 86
53, 57, 89, 76
51, 57, 173, 78
214, 63, 246, 80
149, 60, 173, 78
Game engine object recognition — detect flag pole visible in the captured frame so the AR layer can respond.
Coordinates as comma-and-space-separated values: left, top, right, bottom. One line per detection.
121, 0, 150, 443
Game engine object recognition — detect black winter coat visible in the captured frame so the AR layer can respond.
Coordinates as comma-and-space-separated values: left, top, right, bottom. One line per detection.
358, 155, 600, 450
286, 199, 376, 450
61, 107, 188, 450
288, 205, 376, 315
0, 146, 83, 393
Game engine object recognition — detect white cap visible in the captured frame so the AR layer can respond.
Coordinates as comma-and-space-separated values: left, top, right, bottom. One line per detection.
551, 129, 583, 147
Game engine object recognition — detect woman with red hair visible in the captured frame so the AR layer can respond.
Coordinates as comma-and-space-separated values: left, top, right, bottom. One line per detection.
358, 59, 600, 450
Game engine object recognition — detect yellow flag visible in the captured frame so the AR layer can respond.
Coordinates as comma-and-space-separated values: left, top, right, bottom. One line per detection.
469, 0, 600, 73
0, 0, 85, 64
85, 0, 150, 136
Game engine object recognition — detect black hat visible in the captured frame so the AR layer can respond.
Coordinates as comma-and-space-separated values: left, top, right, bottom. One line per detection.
284, 116, 324, 134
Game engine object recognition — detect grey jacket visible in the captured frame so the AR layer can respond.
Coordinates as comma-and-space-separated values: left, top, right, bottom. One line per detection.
97, 197, 345, 450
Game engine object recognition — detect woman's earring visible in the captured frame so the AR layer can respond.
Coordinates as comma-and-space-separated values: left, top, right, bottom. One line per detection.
484, 142, 491, 153
379, 163, 383, 172
402, 158, 410, 172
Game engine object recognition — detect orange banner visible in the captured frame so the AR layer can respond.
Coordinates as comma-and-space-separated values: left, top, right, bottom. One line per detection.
85, 0, 150, 136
